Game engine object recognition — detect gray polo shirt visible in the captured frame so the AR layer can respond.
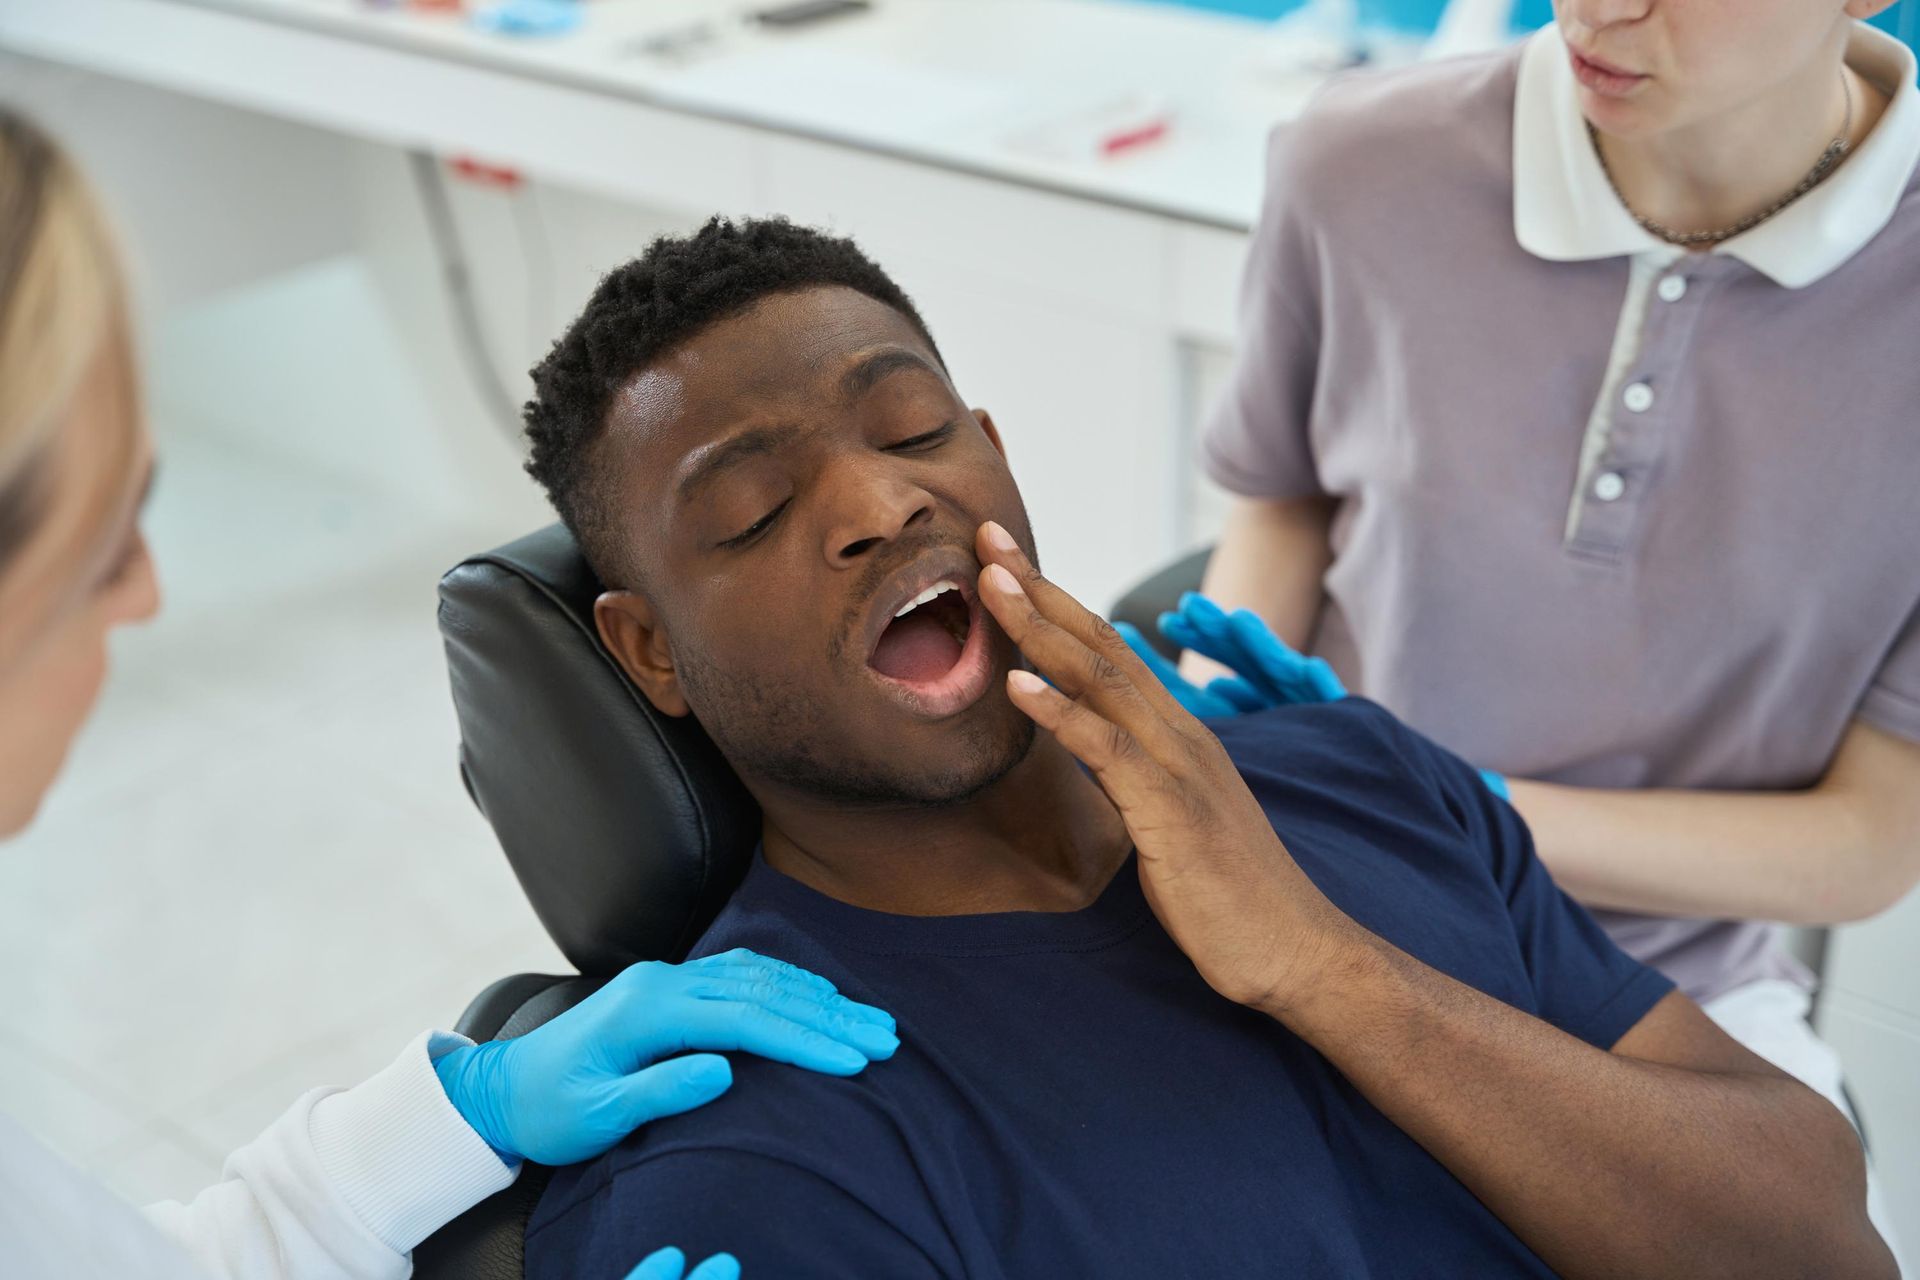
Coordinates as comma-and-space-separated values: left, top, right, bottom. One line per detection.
1202, 24, 1920, 1003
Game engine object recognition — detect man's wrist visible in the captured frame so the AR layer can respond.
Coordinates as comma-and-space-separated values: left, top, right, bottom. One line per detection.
1253, 917, 1399, 1037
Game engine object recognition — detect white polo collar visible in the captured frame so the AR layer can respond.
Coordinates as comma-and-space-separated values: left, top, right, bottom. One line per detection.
1514, 22, 1920, 287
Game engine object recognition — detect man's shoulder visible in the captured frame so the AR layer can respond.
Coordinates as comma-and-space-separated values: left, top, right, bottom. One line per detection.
1210, 698, 1442, 783
680, 857, 853, 976
535, 868, 932, 1244
527, 1058, 946, 1276
544, 1054, 916, 1198
1208, 701, 1477, 863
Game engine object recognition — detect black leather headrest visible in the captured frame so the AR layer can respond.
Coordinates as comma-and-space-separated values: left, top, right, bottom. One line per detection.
438, 523, 759, 975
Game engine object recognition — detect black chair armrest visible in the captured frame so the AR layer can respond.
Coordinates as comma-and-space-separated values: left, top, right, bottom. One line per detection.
1107, 545, 1213, 659
454, 974, 580, 1042
412, 1167, 556, 1280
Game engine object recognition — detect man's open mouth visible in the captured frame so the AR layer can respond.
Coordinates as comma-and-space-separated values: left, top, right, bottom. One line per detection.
864, 569, 996, 719
872, 581, 971, 681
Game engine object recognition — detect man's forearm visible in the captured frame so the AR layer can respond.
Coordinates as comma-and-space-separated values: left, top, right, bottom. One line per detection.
1268, 928, 1890, 1280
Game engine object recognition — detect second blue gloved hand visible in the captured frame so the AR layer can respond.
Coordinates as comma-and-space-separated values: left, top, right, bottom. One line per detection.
625, 1246, 740, 1280
1114, 621, 1253, 719
1157, 593, 1347, 707
1135, 594, 1513, 800
435, 947, 898, 1167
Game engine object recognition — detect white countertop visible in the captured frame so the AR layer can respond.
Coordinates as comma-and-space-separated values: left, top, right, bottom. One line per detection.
130, 0, 1347, 228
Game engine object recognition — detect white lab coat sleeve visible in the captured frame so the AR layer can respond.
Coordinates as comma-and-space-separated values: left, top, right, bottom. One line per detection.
141, 1031, 517, 1280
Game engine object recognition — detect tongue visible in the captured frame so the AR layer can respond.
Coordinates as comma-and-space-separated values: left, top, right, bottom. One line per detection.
870, 611, 964, 684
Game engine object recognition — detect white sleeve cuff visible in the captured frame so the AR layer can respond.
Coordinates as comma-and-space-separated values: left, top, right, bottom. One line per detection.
308, 1030, 519, 1254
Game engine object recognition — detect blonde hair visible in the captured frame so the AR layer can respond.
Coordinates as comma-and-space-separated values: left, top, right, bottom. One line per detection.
0, 108, 125, 571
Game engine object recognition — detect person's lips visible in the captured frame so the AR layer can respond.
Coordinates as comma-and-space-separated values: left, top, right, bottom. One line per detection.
856, 549, 999, 720
859, 548, 984, 664
1568, 44, 1648, 97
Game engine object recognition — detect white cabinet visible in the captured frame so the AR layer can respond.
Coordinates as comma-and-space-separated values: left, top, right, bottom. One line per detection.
1819, 893, 1920, 1261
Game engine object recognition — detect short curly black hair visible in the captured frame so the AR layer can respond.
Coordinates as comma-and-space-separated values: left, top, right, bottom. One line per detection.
523, 216, 942, 589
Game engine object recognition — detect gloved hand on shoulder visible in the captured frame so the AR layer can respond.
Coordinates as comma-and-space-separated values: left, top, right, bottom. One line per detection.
435, 947, 898, 1167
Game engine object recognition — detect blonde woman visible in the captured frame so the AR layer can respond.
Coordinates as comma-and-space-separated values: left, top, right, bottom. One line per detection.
0, 109, 899, 1280
1157, 0, 1917, 1259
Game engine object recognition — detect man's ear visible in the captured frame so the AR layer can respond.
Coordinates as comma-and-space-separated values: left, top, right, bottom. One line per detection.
974, 408, 1007, 462
594, 590, 691, 717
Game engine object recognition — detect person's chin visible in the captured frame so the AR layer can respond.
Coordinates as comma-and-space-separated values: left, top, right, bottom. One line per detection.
916, 717, 1035, 807
1579, 91, 1669, 140
957, 685, 1039, 782
884, 688, 1037, 808
0, 784, 50, 841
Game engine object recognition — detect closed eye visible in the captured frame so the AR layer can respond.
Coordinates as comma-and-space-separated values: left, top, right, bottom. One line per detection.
717, 423, 952, 548
721, 498, 790, 549
888, 422, 957, 452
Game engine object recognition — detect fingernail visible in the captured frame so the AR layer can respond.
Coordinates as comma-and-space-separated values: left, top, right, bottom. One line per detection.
1008, 669, 1045, 695
827, 1043, 868, 1071
849, 1022, 901, 1057
688, 1057, 733, 1089
843, 1001, 896, 1030
982, 521, 1018, 555
984, 563, 1022, 597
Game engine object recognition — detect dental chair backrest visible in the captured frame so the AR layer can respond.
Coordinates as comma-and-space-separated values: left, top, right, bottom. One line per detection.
438, 521, 761, 974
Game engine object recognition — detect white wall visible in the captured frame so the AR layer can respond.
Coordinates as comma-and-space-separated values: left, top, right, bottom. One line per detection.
0, 52, 355, 318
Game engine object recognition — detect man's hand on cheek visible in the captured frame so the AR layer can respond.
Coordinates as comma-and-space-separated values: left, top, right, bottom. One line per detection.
973, 521, 1368, 1022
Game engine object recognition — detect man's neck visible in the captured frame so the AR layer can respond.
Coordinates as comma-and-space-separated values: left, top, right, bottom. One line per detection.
1595, 33, 1888, 237
758, 737, 1133, 917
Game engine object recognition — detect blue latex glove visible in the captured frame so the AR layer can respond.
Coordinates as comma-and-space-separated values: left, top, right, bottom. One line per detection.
1157, 592, 1348, 705
1145, 593, 1512, 800
434, 947, 897, 1166
1113, 620, 1255, 719
625, 1247, 740, 1280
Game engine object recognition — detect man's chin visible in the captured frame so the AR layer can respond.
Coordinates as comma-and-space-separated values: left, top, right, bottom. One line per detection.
909, 708, 1036, 808
738, 698, 1036, 811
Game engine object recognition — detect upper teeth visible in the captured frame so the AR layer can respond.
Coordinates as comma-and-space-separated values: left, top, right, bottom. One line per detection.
895, 581, 959, 618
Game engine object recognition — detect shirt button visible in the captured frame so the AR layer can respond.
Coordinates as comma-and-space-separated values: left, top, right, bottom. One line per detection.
1593, 471, 1627, 502
1657, 275, 1688, 302
1622, 381, 1655, 413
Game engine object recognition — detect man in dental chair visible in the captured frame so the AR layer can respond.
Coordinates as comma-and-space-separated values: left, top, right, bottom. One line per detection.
518, 218, 1891, 1280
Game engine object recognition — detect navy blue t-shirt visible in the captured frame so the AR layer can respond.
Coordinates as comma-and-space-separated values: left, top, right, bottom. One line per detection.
526, 700, 1673, 1278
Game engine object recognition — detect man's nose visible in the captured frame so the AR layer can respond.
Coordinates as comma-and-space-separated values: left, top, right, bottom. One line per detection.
820, 462, 935, 567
